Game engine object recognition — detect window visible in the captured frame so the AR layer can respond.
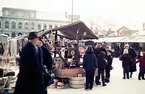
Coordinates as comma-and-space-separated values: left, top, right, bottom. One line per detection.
11, 21, 16, 29
55, 25, 58, 28
49, 25, 52, 29
18, 22, 23, 29
5, 21, 9, 28
0, 22, 1, 28
38, 24, 41, 30
18, 33, 22, 36
24, 22, 29, 29
31, 23, 35, 30
11, 32, 16, 38
43, 24, 47, 30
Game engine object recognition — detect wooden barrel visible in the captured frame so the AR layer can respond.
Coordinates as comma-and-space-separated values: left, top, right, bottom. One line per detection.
69, 77, 85, 89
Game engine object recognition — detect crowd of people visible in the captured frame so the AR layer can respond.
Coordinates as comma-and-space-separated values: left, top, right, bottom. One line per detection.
83, 43, 113, 90
13, 31, 145, 93
83, 42, 145, 91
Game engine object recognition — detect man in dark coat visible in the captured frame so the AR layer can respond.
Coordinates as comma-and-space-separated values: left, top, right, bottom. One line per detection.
97, 51, 107, 86
14, 32, 45, 94
83, 46, 98, 90
93, 43, 107, 85
105, 46, 113, 83
40, 40, 53, 71
40, 42, 53, 94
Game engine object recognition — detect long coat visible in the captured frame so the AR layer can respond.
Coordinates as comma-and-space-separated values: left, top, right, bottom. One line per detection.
121, 47, 137, 72
14, 42, 45, 94
83, 47, 98, 71
41, 45, 53, 71
120, 54, 132, 67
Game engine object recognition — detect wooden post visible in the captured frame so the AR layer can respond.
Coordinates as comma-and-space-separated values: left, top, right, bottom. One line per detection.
54, 30, 58, 58
76, 28, 80, 67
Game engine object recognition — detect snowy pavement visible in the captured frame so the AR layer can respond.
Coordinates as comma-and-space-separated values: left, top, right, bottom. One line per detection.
48, 58, 145, 94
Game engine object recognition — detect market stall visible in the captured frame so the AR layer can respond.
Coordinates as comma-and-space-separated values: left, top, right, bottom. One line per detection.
40, 21, 98, 88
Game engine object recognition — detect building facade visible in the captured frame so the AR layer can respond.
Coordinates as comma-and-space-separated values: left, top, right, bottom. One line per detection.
117, 26, 138, 37
0, 7, 80, 37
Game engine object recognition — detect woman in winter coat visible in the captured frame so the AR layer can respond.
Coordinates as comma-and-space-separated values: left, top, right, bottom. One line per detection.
121, 44, 137, 78
83, 46, 98, 90
120, 49, 132, 79
136, 52, 145, 80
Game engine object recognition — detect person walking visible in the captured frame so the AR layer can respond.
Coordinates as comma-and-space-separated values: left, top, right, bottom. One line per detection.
14, 32, 45, 94
136, 52, 145, 80
120, 49, 131, 79
96, 51, 107, 86
83, 46, 98, 90
105, 46, 113, 83
93, 42, 107, 85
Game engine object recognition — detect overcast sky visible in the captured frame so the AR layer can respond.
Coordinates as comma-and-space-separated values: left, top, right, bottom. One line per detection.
0, 0, 145, 29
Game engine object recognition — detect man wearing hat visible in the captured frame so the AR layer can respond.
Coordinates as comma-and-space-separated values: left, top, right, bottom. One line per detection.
14, 32, 46, 94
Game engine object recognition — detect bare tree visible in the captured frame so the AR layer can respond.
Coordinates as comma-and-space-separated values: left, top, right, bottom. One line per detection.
89, 20, 101, 35
89, 21, 114, 37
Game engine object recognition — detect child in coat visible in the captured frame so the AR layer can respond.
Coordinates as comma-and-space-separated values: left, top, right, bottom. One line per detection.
136, 52, 145, 80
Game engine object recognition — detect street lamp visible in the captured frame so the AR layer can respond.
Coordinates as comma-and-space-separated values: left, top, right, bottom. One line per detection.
71, 0, 74, 23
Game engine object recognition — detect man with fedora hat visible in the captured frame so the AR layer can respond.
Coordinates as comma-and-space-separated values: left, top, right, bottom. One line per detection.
14, 32, 46, 94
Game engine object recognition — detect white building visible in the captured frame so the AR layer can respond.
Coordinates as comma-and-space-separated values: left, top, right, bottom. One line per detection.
0, 7, 80, 37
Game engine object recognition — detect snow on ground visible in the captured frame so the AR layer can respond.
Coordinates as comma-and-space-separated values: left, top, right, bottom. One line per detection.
48, 58, 145, 94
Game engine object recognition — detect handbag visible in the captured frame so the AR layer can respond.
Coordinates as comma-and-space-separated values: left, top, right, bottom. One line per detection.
43, 65, 54, 87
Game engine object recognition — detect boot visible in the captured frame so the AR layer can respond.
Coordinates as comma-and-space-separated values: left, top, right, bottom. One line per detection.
102, 82, 106, 87
138, 75, 141, 80
105, 78, 110, 83
130, 72, 132, 78
123, 73, 126, 79
96, 81, 101, 85
85, 87, 89, 90
127, 73, 129, 79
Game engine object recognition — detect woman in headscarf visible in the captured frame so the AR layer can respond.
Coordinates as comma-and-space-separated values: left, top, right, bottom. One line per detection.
121, 44, 137, 78
83, 46, 98, 90
120, 49, 131, 79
